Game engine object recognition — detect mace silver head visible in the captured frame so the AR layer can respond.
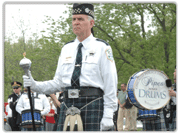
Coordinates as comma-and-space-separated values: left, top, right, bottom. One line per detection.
19, 52, 32, 76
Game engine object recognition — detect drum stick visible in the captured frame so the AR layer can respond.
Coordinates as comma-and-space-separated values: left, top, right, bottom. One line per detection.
166, 79, 172, 89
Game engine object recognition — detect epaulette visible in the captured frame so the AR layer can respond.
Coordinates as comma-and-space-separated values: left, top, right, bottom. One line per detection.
96, 38, 110, 46
65, 40, 75, 46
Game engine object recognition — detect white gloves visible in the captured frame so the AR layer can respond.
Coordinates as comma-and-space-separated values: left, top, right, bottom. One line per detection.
100, 117, 114, 131
23, 71, 36, 89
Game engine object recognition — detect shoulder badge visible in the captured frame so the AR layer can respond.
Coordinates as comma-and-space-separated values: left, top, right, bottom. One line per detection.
105, 47, 114, 62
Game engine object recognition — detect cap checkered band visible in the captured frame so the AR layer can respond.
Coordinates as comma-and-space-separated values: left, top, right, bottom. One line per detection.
73, 8, 82, 14
72, 7, 94, 18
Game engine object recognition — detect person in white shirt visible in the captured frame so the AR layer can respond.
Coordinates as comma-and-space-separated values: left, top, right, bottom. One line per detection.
16, 91, 50, 131
6, 104, 12, 118
23, 3, 117, 131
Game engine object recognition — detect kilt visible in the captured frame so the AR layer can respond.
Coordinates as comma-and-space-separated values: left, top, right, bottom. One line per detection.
56, 96, 104, 131
169, 110, 176, 131
142, 109, 166, 131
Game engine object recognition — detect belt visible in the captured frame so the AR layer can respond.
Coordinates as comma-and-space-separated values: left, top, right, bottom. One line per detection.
63, 86, 104, 98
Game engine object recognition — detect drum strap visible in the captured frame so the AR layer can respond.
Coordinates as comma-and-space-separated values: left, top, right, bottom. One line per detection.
34, 93, 39, 98
63, 97, 102, 131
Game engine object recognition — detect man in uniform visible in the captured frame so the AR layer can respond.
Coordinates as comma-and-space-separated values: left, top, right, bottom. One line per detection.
168, 67, 176, 130
16, 91, 50, 131
23, 3, 118, 131
8, 81, 22, 131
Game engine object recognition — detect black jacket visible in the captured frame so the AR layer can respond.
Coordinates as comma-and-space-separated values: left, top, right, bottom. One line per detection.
8, 93, 21, 126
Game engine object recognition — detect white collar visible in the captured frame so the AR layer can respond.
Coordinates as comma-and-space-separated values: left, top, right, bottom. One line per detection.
75, 34, 94, 50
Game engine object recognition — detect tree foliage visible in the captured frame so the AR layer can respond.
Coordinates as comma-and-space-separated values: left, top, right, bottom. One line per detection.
4, 3, 176, 102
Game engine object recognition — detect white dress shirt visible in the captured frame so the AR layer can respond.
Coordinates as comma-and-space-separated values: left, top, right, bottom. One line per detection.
16, 92, 50, 116
31, 34, 118, 118
6, 104, 12, 118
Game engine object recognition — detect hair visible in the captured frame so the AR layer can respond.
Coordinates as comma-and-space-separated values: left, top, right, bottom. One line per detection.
121, 83, 127, 86
88, 16, 94, 21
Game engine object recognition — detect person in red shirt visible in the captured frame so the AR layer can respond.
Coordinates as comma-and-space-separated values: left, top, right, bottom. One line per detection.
43, 98, 56, 131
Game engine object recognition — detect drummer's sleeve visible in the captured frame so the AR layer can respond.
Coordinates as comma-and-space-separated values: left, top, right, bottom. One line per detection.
15, 95, 24, 114
41, 95, 50, 116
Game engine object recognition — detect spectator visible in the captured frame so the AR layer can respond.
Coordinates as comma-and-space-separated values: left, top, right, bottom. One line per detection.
44, 98, 56, 131
117, 83, 130, 131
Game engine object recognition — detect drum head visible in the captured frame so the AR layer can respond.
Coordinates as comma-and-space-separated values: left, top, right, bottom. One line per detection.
133, 69, 170, 110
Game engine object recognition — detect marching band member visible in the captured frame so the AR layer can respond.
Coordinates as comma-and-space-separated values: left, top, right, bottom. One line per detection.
16, 91, 50, 131
23, 3, 118, 131
168, 67, 176, 130
8, 81, 22, 131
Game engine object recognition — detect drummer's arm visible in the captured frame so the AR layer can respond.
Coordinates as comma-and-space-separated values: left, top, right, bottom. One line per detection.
169, 88, 176, 97
15, 95, 24, 114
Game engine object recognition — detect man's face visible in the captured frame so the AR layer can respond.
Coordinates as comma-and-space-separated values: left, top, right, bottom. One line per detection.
72, 14, 94, 36
121, 84, 126, 91
13, 87, 21, 94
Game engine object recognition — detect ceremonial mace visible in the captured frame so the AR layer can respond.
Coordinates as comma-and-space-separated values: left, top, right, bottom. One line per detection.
19, 52, 36, 131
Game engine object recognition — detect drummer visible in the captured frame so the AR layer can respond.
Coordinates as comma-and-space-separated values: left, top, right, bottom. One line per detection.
167, 67, 176, 131
16, 90, 50, 131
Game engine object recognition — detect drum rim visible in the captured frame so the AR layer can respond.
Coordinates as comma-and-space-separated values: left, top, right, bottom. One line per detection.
128, 69, 170, 110
127, 69, 149, 109
22, 109, 41, 113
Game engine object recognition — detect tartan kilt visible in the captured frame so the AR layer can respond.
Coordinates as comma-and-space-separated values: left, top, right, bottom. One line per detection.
169, 110, 176, 131
56, 96, 104, 131
142, 109, 167, 131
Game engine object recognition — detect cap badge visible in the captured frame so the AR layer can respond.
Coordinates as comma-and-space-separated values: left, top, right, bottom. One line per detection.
85, 8, 90, 13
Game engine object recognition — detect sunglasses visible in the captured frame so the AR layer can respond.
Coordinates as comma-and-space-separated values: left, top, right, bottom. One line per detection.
13, 86, 20, 89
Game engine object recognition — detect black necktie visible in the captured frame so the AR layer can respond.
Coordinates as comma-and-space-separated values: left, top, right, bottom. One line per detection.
71, 43, 83, 87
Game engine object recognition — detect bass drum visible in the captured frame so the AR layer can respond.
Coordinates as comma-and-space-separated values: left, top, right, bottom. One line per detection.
137, 109, 160, 120
127, 69, 170, 110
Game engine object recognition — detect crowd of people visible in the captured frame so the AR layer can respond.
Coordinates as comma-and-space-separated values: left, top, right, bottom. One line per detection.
4, 3, 176, 131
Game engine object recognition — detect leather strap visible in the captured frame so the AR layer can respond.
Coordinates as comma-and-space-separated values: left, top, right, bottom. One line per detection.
63, 87, 104, 98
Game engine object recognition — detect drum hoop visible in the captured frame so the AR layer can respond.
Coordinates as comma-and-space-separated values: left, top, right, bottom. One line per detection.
22, 109, 41, 113
132, 69, 149, 109
127, 70, 144, 108
129, 69, 170, 110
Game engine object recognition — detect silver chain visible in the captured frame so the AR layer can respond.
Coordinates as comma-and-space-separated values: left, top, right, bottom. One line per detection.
63, 97, 103, 110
